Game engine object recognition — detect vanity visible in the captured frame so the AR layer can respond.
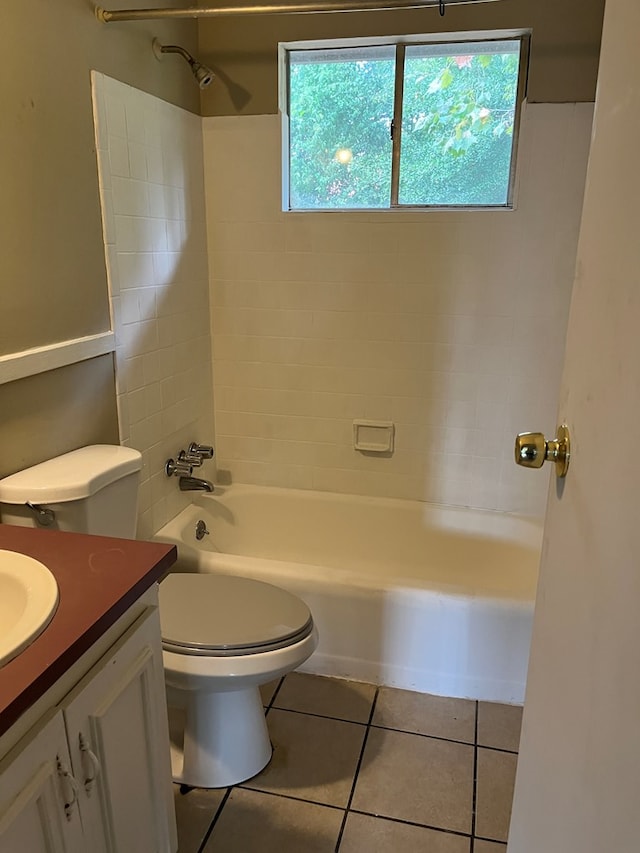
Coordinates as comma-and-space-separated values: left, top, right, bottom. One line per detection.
0, 523, 178, 853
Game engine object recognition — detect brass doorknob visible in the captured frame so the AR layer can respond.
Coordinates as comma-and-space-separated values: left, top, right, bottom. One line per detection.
515, 424, 570, 478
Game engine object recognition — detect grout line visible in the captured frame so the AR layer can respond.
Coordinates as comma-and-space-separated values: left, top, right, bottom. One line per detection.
270, 706, 370, 727
264, 676, 285, 716
370, 721, 476, 747
265, 705, 487, 749
233, 786, 484, 842
476, 742, 519, 756
196, 787, 232, 853
334, 686, 380, 852
471, 700, 479, 851
237, 784, 346, 812
348, 808, 474, 839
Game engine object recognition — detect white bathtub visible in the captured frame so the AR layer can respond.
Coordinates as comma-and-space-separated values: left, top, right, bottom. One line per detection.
155, 484, 542, 703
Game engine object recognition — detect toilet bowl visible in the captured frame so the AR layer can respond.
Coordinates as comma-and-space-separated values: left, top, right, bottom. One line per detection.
159, 572, 317, 788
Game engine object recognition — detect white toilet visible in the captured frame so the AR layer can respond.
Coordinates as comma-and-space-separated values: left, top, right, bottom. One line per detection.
0, 445, 317, 788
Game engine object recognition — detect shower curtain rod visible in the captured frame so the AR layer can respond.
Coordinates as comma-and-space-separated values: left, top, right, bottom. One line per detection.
97, 0, 499, 24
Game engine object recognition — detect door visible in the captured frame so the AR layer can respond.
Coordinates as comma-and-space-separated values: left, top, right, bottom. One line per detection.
509, 1, 640, 850
0, 712, 84, 853
63, 608, 177, 853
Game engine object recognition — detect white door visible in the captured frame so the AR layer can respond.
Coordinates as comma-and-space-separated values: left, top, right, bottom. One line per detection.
63, 608, 177, 853
0, 712, 84, 853
509, 1, 640, 850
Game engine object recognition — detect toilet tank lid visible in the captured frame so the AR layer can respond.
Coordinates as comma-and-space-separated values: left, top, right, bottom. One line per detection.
0, 445, 142, 504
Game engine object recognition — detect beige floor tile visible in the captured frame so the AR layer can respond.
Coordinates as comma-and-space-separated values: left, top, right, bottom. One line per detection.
475, 748, 518, 842
260, 678, 282, 707
373, 687, 476, 743
202, 788, 343, 852
340, 812, 470, 853
477, 702, 523, 752
243, 708, 366, 807
474, 840, 507, 852
351, 728, 474, 833
274, 672, 377, 723
173, 784, 226, 853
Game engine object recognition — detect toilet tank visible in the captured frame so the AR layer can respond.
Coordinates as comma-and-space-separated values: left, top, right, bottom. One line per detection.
0, 445, 142, 538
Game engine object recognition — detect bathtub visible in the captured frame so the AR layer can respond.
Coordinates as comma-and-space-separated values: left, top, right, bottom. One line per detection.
155, 484, 542, 703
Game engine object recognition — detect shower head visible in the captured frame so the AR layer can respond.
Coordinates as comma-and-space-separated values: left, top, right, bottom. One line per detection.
191, 61, 214, 89
152, 39, 215, 89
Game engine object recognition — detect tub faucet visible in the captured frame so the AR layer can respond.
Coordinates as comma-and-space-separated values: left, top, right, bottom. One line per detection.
179, 475, 214, 493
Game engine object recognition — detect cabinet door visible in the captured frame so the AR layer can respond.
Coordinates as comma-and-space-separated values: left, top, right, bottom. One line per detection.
63, 607, 177, 853
0, 712, 84, 853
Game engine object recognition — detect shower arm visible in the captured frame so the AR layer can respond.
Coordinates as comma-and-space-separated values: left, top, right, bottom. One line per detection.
97, 0, 501, 24
158, 43, 194, 64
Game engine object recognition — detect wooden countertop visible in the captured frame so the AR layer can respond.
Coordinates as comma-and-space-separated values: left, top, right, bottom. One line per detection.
0, 524, 176, 736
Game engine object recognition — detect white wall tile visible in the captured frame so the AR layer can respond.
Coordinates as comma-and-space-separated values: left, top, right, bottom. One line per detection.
105, 93, 127, 138
108, 135, 130, 177
124, 101, 148, 145
112, 177, 150, 217
203, 105, 593, 516
93, 74, 215, 535
120, 290, 141, 325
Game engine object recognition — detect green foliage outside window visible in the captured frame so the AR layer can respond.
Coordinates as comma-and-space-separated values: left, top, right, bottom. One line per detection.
400, 48, 520, 205
289, 53, 396, 209
286, 39, 523, 210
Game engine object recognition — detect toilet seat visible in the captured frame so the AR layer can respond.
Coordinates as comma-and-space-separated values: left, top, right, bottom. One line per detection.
159, 573, 314, 657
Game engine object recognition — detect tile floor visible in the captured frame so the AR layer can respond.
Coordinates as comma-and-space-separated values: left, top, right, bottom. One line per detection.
174, 673, 522, 852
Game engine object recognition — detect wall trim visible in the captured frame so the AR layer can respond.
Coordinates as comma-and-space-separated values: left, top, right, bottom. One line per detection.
0, 332, 116, 385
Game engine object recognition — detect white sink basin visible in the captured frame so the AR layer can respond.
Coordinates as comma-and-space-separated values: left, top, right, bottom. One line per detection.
0, 549, 59, 668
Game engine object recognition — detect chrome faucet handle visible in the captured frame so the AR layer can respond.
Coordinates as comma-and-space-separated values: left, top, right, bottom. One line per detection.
165, 458, 192, 478
178, 450, 203, 468
188, 442, 215, 460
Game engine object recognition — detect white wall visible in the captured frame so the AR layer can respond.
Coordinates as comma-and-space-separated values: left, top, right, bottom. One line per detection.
203, 104, 593, 516
93, 74, 215, 538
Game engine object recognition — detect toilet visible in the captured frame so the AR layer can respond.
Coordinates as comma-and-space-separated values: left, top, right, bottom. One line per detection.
0, 445, 317, 788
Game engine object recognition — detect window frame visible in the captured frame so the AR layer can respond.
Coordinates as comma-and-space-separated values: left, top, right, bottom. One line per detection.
279, 30, 530, 212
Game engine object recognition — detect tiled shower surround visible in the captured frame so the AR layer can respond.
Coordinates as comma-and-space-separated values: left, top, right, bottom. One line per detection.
92, 73, 215, 538
203, 105, 593, 515
94, 75, 593, 529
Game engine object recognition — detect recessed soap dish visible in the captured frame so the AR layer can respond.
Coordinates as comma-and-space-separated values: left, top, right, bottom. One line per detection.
353, 420, 395, 454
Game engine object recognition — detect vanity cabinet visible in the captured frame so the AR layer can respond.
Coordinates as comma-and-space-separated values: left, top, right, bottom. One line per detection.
0, 606, 176, 853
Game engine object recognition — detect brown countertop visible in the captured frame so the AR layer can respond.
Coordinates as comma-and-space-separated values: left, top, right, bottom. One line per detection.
0, 524, 176, 736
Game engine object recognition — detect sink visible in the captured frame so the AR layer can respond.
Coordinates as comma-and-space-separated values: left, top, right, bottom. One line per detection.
0, 549, 59, 668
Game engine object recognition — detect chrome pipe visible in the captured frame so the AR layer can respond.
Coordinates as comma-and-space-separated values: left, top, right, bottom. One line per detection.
97, 0, 497, 24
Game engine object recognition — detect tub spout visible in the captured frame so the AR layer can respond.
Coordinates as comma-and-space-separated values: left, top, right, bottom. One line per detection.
179, 476, 214, 493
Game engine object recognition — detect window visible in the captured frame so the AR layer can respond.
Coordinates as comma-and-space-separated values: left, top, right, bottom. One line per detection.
281, 34, 528, 211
